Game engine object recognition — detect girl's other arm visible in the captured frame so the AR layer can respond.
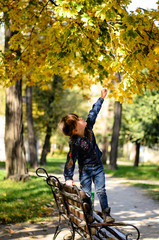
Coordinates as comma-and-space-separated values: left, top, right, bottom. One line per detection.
64, 142, 78, 185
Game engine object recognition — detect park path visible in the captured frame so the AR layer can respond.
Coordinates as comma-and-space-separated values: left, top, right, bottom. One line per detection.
0, 167, 159, 240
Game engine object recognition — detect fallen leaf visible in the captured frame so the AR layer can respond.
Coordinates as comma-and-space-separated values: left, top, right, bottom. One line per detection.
5, 228, 14, 234
27, 231, 33, 235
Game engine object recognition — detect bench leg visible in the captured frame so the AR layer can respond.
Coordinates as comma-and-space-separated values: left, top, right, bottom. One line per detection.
72, 228, 75, 240
53, 214, 62, 240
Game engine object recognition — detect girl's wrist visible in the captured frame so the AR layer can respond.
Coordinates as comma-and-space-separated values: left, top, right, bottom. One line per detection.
100, 97, 105, 100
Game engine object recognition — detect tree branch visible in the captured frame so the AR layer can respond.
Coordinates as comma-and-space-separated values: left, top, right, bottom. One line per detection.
49, 0, 58, 6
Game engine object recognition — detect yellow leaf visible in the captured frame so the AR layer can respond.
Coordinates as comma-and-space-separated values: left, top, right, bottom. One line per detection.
154, 46, 159, 54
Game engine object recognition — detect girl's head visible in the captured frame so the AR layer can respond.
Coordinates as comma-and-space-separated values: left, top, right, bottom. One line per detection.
59, 113, 87, 137
59, 114, 91, 169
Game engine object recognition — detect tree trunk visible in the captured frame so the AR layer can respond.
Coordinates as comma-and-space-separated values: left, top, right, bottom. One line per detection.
4, 25, 27, 179
26, 86, 38, 169
109, 101, 122, 170
40, 125, 52, 165
39, 74, 60, 165
134, 142, 140, 167
102, 136, 109, 165
102, 99, 113, 165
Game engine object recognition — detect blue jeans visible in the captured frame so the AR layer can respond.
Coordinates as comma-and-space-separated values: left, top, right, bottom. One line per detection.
79, 164, 109, 211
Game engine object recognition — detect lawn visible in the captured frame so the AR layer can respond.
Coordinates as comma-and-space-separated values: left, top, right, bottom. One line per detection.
104, 163, 159, 181
29, 155, 66, 174
0, 170, 56, 224
0, 156, 158, 224
0, 156, 66, 224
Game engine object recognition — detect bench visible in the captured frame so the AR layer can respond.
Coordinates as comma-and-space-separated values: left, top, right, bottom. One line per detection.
36, 168, 140, 240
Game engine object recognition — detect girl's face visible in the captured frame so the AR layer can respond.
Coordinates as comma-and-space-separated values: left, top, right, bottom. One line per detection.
72, 118, 87, 137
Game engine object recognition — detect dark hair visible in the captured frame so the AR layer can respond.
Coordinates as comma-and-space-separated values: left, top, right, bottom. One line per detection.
59, 114, 79, 169
59, 113, 79, 137
59, 113, 92, 169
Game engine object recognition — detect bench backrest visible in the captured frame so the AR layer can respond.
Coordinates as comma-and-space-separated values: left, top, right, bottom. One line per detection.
47, 175, 96, 237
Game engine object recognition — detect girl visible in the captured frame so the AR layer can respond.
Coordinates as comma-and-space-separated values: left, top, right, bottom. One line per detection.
59, 89, 114, 223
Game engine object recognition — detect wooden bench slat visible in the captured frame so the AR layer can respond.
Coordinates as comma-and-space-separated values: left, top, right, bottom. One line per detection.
68, 204, 85, 220
67, 198, 81, 209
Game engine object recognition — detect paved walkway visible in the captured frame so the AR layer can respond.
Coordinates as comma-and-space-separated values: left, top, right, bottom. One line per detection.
0, 168, 159, 240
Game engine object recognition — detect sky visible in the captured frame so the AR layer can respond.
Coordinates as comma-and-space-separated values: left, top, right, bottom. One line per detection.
128, 0, 158, 26
128, 0, 158, 11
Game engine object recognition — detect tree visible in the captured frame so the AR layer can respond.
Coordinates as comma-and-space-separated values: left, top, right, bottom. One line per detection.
1, 0, 158, 177
4, 23, 28, 179
39, 75, 61, 165
121, 89, 159, 166
101, 99, 114, 165
109, 72, 122, 169
0, 1, 158, 100
26, 85, 38, 169
33, 76, 89, 164
134, 141, 140, 167
109, 101, 122, 169
32, 75, 63, 165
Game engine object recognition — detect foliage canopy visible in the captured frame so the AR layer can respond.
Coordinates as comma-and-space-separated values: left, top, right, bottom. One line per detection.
0, 0, 159, 102
121, 90, 159, 146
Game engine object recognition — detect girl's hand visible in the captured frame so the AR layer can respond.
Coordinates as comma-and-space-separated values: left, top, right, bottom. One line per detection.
101, 89, 108, 99
65, 180, 74, 186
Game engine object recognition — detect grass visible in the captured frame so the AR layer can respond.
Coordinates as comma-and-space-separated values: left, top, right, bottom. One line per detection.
0, 161, 5, 168
29, 155, 66, 174
0, 156, 66, 225
0, 169, 56, 224
0, 156, 159, 224
104, 163, 159, 180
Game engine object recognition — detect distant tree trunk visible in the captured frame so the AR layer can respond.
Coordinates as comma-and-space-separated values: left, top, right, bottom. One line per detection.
102, 99, 113, 165
58, 143, 65, 154
5, 25, 28, 179
134, 141, 140, 167
39, 74, 60, 165
26, 86, 38, 169
109, 101, 122, 170
109, 72, 122, 170
102, 136, 109, 165
40, 125, 51, 165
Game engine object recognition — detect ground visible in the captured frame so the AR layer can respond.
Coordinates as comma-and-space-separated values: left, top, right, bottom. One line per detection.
0, 168, 159, 240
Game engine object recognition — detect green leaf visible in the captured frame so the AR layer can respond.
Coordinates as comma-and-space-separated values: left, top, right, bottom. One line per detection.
81, 13, 90, 24
127, 29, 138, 38
76, 4, 83, 12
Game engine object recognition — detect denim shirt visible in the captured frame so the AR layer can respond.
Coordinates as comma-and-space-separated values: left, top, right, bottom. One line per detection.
64, 97, 104, 181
